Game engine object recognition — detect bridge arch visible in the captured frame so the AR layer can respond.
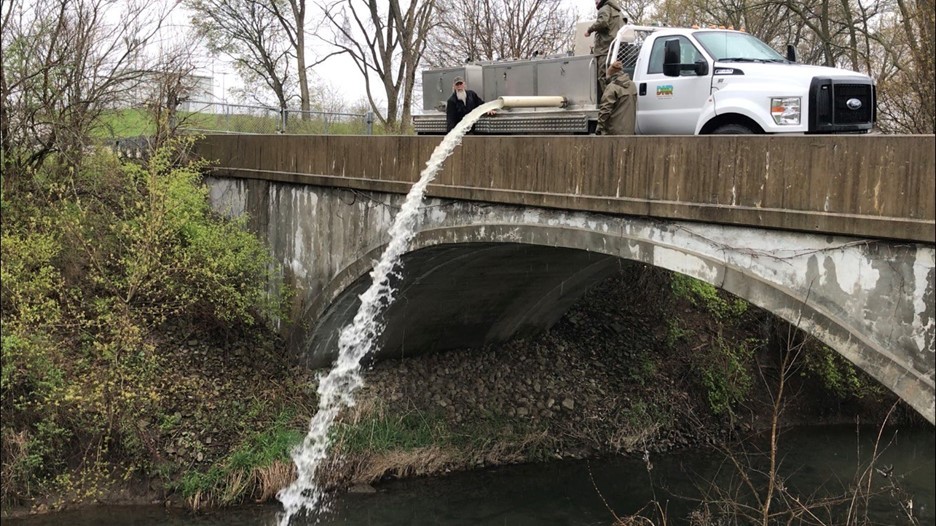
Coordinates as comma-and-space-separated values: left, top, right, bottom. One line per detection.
301, 209, 934, 424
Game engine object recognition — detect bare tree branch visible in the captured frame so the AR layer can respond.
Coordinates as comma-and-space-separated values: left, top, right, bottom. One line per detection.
316, 0, 435, 131
1, 0, 173, 177
423, 0, 576, 67
186, 0, 294, 110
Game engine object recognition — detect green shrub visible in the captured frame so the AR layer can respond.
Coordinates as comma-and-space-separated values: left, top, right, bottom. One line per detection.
628, 352, 658, 386
803, 344, 883, 400
665, 317, 693, 349
671, 273, 748, 321
1, 139, 287, 504
700, 338, 760, 415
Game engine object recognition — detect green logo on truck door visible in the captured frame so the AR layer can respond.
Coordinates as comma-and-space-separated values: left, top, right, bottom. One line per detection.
656, 85, 674, 98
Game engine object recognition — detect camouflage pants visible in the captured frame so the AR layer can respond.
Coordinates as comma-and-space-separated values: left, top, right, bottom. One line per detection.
596, 54, 610, 99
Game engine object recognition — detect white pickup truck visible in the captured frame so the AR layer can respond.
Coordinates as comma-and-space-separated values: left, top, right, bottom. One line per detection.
413, 24, 876, 135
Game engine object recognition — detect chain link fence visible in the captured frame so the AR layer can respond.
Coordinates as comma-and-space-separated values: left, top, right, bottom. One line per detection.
178, 101, 375, 135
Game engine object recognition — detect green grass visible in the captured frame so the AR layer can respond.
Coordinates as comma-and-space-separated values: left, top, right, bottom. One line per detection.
180, 111, 282, 135
176, 409, 302, 504
332, 402, 553, 456
92, 107, 383, 137
332, 408, 448, 454
93, 108, 154, 137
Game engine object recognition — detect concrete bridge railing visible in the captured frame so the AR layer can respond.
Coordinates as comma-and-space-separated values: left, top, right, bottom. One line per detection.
194, 134, 935, 243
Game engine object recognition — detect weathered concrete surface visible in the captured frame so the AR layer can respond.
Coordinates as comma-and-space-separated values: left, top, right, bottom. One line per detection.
195, 134, 936, 243
207, 178, 935, 424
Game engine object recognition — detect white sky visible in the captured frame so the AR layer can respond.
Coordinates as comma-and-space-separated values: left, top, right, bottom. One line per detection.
155, 0, 595, 110
157, 4, 378, 107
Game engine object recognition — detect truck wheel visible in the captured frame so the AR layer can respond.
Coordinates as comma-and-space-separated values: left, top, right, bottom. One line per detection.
711, 123, 755, 134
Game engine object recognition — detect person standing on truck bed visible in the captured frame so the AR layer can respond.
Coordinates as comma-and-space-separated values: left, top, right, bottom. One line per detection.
585, 0, 624, 97
596, 61, 637, 135
446, 76, 485, 132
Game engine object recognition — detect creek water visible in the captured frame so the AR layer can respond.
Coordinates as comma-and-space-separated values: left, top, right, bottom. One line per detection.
277, 100, 506, 524
6, 425, 934, 525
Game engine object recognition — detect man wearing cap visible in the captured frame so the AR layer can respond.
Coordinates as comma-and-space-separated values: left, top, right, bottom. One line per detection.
596, 61, 637, 135
584, 0, 624, 96
446, 76, 486, 132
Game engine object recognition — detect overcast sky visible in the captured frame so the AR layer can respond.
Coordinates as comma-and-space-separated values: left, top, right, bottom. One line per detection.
157, 3, 383, 107
156, 0, 595, 110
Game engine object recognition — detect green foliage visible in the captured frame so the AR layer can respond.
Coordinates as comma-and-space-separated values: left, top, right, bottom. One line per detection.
700, 338, 760, 415
0, 230, 63, 330
332, 401, 551, 462
0, 224, 72, 497
1, 139, 287, 504
803, 345, 883, 400
666, 317, 693, 349
671, 273, 748, 321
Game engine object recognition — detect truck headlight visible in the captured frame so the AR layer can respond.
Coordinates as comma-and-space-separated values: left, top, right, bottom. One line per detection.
771, 97, 801, 125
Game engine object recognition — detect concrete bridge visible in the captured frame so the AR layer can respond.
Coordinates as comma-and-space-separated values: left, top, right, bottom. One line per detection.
194, 134, 936, 424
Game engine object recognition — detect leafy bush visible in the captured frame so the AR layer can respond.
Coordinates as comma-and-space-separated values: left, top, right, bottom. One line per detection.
803, 344, 883, 400
1, 139, 286, 504
671, 273, 748, 321
665, 317, 693, 349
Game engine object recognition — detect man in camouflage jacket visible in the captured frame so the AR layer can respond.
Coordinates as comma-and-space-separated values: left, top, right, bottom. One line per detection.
596, 61, 637, 135
585, 0, 624, 95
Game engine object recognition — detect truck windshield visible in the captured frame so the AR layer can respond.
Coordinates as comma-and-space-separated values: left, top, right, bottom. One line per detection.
695, 31, 787, 62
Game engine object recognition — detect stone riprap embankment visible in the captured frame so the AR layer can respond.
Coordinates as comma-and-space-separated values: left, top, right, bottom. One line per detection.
348, 268, 711, 464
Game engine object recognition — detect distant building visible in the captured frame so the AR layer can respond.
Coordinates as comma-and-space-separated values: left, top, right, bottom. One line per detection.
180, 75, 214, 111
120, 71, 215, 109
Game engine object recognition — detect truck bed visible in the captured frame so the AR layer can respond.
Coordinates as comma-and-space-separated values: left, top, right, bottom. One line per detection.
416, 53, 602, 135
413, 108, 597, 135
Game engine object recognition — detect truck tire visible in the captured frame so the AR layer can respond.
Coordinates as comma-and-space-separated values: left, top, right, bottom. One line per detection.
711, 123, 755, 134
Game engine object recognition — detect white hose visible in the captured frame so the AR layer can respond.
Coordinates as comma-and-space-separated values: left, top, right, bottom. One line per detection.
498, 96, 567, 108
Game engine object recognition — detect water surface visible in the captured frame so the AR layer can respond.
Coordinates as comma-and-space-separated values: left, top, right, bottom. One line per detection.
7, 425, 933, 525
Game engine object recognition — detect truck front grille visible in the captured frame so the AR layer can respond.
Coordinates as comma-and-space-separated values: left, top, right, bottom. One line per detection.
833, 84, 874, 124
808, 78, 875, 133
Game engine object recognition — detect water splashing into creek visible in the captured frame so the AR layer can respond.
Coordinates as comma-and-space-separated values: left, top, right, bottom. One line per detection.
276, 99, 508, 524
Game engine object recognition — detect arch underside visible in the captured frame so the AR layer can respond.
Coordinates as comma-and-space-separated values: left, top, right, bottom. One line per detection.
304, 221, 935, 425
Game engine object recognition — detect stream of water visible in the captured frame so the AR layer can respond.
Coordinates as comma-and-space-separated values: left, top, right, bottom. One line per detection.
276, 100, 506, 524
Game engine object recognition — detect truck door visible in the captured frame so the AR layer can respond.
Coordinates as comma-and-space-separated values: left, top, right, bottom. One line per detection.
637, 36, 712, 134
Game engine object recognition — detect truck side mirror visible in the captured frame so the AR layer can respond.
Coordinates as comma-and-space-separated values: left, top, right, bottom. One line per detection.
694, 60, 709, 76
786, 44, 797, 62
663, 39, 681, 77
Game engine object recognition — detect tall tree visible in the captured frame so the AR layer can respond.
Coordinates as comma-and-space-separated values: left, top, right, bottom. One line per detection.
266, 0, 313, 113
187, 0, 294, 110
1, 0, 171, 177
318, 0, 435, 132
423, 0, 576, 67
884, 0, 934, 132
